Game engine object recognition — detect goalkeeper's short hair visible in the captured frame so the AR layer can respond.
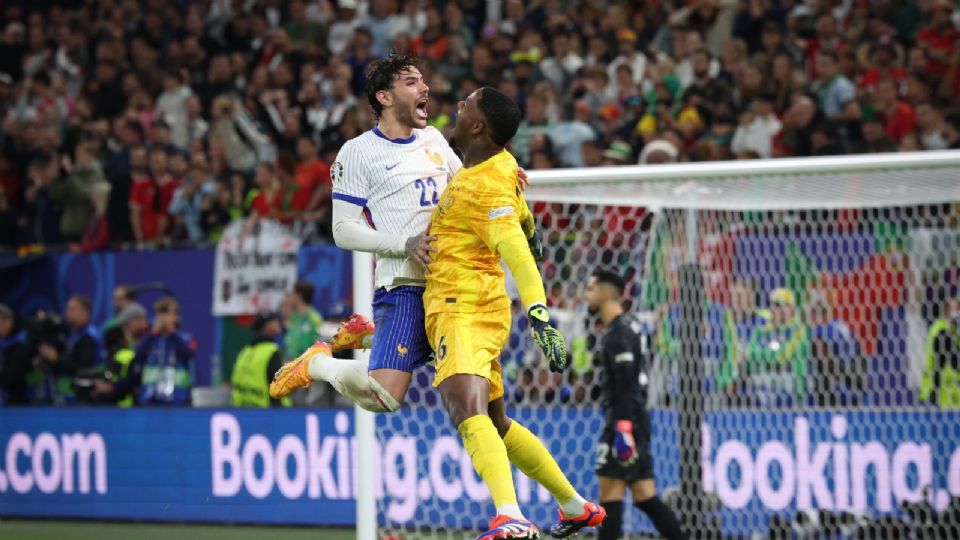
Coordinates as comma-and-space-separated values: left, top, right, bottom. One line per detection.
477, 87, 521, 148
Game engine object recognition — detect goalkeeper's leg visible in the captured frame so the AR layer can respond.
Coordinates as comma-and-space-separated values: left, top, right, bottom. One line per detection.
440, 374, 536, 529
628, 480, 687, 540
489, 398, 605, 533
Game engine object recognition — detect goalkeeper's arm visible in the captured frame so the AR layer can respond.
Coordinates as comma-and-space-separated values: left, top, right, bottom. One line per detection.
497, 232, 569, 372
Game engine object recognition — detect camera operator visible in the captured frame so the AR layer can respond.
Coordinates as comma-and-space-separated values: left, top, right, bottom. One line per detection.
95, 296, 195, 406
23, 310, 69, 404
0, 304, 32, 405
34, 294, 103, 405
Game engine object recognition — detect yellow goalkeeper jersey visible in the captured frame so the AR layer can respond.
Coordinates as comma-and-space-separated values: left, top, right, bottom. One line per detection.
424, 150, 532, 315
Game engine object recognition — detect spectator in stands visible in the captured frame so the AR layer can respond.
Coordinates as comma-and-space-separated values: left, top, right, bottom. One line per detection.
200, 180, 239, 242
915, 102, 950, 150
246, 162, 310, 234
294, 136, 332, 238
549, 100, 597, 168
169, 165, 215, 243
806, 296, 866, 407
128, 146, 161, 249
916, 0, 959, 79
874, 78, 916, 143
283, 281, 324, 364
944, 110, 960, 150
739, 288, 809, 407
231, 312, 286, 408
209, 95, 257, 174
513, 94, 554, 167
601, 141, 634, 165
812, 50, 860, 122
714, 278, 766, 397
69, 181, 111, 254
17, 155, 61, 246
48, 142, 106, 242
854, 113, 897, 153
921, 288, 960, 408
0, 304, 31, 405
773, 94, 819, 157
639, 139, 679, 165
681, 49, 730, 125
0, 185, 16, 248
731, 92, 782, 159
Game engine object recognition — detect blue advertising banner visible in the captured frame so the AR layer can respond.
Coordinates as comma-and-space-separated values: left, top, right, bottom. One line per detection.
0, 245, 351, 386
1, 407, 958, 535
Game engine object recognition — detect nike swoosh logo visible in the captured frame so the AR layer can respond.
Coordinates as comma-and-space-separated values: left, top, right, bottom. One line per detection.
386, 162, 400, 170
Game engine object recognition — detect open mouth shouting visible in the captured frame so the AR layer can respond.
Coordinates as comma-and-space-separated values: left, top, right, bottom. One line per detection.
415, 95, 429, 121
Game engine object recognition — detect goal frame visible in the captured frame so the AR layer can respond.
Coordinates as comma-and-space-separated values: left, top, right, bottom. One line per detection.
353, 149, 960, 539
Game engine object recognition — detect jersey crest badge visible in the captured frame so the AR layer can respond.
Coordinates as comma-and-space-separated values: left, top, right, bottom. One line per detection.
425, 149, 444, 165
438, 190, 455, 215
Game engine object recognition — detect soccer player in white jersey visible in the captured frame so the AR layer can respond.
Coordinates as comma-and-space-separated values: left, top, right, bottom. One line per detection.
269, 53, 465, 412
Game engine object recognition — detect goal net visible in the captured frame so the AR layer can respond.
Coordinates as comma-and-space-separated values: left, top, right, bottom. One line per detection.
371, 151, 960, 539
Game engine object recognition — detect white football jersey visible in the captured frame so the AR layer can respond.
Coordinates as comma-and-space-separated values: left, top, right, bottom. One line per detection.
332, 126, 462, 289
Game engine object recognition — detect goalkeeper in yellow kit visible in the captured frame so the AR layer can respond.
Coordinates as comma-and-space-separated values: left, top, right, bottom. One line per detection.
424, 87, 605, 539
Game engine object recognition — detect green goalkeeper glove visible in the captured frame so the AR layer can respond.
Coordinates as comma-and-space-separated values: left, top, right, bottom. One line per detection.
520, 211, 543, 261
528, 304, 568, 372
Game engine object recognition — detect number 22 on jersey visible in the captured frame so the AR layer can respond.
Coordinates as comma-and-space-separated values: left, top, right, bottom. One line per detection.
415, 177, 440, 207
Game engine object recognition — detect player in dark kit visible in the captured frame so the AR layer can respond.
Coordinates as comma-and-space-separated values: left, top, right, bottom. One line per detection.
584, 270, 687, 540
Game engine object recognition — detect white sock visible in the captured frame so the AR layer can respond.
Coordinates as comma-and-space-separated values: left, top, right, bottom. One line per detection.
306, 354, 385, 412
495, 503, 525, 520
559, 493, 588, 517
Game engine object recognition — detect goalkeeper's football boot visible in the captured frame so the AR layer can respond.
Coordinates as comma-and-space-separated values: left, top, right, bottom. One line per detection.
548, 501, 606, 538
269, 341, 330, 398
477, 515, 540, 540
330, 313, 376, 352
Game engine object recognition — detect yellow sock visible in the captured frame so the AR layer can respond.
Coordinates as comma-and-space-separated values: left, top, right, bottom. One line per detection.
458, 415, 520, 514
503, 420, 585, 514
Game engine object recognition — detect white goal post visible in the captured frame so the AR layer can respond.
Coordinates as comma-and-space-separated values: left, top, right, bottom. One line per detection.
354, 150, 960, 539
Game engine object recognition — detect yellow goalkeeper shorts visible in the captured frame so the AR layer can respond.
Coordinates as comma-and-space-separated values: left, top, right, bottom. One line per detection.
426, 310, 511, 402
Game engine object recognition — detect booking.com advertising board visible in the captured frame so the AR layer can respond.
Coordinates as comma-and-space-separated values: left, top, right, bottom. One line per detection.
1, 408, 958, 535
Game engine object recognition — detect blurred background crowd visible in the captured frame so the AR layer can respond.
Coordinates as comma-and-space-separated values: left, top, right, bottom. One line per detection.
1, 0, 959, 253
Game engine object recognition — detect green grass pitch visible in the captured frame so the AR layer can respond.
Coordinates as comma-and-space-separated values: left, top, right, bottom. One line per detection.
0, 520, 356, 540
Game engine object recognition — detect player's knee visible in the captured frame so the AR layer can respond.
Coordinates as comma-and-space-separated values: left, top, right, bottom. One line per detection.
489, 413, 511, 438
631, 480, 657, 502
368, 376, 403, 412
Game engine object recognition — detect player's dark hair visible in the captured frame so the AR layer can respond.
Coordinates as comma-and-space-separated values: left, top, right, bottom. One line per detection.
365, 52, 424, 119
476, 87, 521, 147
294, 280, 315, 304
592, 270, 626, 295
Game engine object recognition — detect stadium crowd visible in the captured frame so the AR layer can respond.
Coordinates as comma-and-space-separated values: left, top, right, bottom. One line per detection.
1, 0, 959, 252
